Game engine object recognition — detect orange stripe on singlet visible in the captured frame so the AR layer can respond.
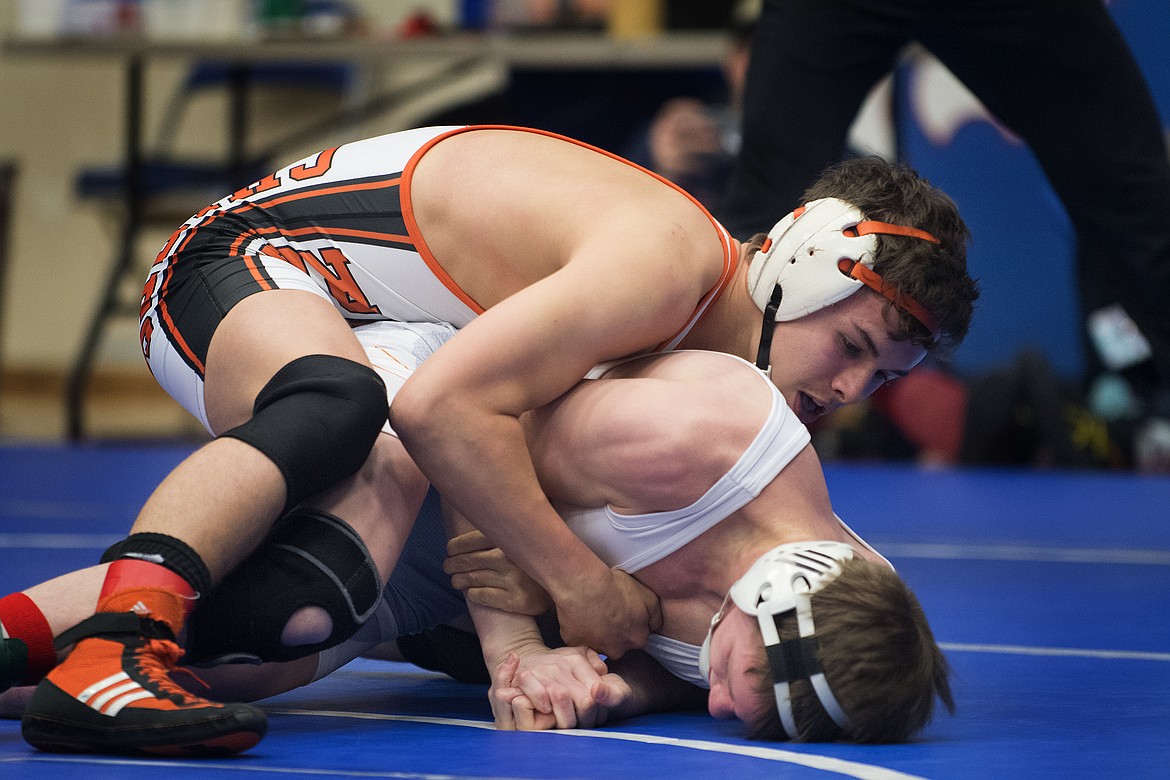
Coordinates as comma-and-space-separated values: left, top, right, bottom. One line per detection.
169, 176, 405, 258
399, 125, 739, 337
233, 176, 403, 216
400, 131, 487, 315
156, 260, 205, 374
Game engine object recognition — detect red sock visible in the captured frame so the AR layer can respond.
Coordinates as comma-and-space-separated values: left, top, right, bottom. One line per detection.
0, 592, 57, 684
98, 559, 198, 636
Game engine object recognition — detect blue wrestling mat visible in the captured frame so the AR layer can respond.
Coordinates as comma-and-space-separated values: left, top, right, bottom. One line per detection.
2, 443, 1168, 778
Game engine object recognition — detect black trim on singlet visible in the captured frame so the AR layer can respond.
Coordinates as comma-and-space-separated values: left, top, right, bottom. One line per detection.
235, 172, 416, 252
147, 170, 419, 378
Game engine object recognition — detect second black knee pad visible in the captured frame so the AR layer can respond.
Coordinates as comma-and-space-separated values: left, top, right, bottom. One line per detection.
185, 508, 381, 664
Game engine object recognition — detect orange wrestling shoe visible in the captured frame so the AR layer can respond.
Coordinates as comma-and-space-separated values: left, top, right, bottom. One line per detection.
21, 612, 266, 756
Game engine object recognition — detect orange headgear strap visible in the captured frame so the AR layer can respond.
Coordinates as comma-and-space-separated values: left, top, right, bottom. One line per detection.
839, 220, 940, 338
837, 256, 938, 338
852, 220, 940, 244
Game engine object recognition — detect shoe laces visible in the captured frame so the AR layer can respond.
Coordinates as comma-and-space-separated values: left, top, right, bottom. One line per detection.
134, 638, 210, 706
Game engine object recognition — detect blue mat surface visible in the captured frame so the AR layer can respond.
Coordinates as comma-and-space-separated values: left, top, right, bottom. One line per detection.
2, 444, 1168, 778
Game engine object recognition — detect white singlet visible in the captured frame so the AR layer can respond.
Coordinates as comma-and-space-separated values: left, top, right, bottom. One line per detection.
564, 354, 809, 687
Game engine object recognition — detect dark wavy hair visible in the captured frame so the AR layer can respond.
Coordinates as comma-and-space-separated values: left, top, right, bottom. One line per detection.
745, 156, 979, 354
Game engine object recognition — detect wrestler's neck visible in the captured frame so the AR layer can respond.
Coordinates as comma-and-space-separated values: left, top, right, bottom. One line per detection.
714, 521, 827, 592
653, 519, 797, 596
675, 241, 759, 362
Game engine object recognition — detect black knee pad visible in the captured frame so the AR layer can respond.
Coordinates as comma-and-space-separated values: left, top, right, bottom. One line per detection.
221, 354, 388, 511
185, 509, 381, 664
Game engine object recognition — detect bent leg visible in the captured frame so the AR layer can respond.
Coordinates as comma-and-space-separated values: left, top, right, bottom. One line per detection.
21, 290, 392, 756
180, 322, 450, 664
130, 289, 384, 580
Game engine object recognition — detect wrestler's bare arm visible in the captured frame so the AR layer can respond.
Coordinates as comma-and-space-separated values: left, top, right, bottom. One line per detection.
440, 499, 617, 730
392, 129, 733, 658
392, 239, 715, 657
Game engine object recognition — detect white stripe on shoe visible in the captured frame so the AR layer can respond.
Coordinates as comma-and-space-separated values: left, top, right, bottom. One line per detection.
104, 690, 155, 717
75, 671, 158, 717
77, 672, 132, 705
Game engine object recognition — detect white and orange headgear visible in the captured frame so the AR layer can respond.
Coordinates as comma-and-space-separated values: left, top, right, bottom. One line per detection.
748, 198, 940, 372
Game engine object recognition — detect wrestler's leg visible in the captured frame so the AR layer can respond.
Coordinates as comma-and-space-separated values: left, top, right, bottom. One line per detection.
21, 291, 417, 756
180, 319, 438, 663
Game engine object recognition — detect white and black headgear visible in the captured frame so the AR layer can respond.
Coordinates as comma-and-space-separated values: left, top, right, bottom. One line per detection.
699, 541, 855, 739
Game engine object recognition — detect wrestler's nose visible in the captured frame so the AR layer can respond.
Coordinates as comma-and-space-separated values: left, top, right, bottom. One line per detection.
707, 682, 734, 720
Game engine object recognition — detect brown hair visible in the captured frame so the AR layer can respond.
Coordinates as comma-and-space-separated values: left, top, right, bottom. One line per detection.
743, 558, 954, 743
746, 156, 979, 354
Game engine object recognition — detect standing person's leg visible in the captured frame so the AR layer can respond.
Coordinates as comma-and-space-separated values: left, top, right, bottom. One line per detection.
719, 0, 911, 238
923, 0, 1170, 454
20, 289, 402, 756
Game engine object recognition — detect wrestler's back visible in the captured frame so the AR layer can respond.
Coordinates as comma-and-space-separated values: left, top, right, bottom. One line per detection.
408, 128, 727, 311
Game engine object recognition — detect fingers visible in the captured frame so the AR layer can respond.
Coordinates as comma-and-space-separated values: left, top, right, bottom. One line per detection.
586, 683, 613, 727
490, 653, 522, 730
514, 668, 554, 716
493, 652, 521, 686
644, 588, 664, 634
510, 694, 534, 730
505, 669, 581, 729
557, 569, 660, 658
506, 679, 623, 730
445, 541, 552, 615
510, 695, 556, 731
495, 647, 616, 730
591, 675, 631, 716
443, 548, 502, 577
512, 672, 596, 729
446, 530, 492, 556
494, 687, 556, 731
585, 648, 607, 677
493, 685, 521, 730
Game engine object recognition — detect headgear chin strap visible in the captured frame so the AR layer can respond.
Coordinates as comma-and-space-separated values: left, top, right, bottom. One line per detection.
748, 198, 940, 373
699, 541, 855, 739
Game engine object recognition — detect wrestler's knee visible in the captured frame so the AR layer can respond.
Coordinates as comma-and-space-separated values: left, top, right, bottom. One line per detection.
280, 606, 334, 648
220, 354, 389, 512
185, 509, 380, 664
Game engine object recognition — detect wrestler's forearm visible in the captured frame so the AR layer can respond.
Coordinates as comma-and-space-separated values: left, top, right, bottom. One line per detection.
465, 599, 547, 673
404, 412, 613, 601
439, 498, 552, 671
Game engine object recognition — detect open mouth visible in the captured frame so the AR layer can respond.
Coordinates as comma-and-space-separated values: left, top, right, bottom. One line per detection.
797, 392, 827, 423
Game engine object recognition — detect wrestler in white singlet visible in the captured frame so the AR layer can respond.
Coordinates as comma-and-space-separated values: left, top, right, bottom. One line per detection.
311, 322, 885, 688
